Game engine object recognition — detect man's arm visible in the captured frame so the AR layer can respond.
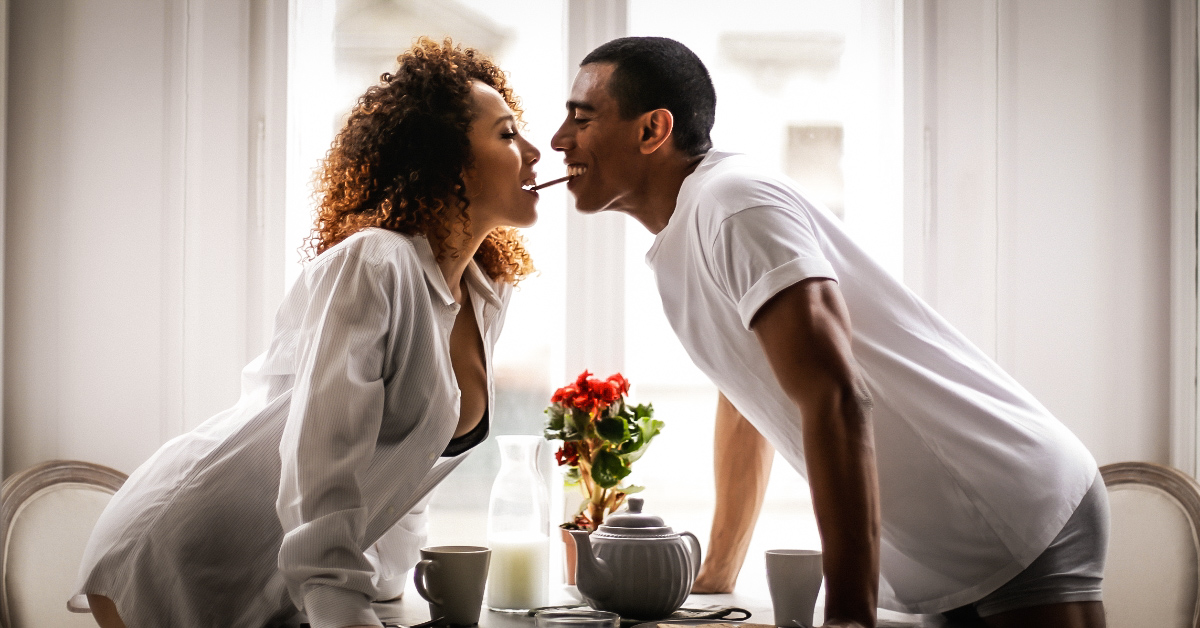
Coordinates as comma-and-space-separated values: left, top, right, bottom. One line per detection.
751, 278, 879, 628
692, 392, 774, 593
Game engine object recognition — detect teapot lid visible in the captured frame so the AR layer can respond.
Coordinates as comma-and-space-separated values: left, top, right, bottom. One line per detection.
600, 497, 665, 529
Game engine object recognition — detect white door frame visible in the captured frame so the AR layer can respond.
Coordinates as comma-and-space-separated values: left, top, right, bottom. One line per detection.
0, 0, 8, 478
1169, 0, 1199, 476
562, 0, 628, 380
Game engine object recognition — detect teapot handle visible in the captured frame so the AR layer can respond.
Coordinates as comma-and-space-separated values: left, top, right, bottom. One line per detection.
680, 531, 702, 580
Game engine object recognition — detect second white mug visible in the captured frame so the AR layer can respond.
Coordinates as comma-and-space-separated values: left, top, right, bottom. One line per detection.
765, 549, 823, 628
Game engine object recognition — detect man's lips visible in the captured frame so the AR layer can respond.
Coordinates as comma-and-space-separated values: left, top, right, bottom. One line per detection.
565, 164, 587, 189
524, 165, 587, 192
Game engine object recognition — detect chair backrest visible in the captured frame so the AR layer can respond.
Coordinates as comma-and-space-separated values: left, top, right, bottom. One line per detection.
1102, 461, 1200, 628
0, 460, 126, 628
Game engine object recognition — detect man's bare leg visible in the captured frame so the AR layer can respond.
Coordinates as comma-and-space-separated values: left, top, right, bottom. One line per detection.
982, 601, 1105, 628
86, 594, 127, 628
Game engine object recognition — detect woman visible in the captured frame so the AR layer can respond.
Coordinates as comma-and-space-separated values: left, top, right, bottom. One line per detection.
73, 38, 541, 628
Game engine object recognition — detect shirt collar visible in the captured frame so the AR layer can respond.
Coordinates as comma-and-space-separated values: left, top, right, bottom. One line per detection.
647, 149, 740, 265
464, 259, 503, 310
411, 234, 503, 310
411, 235, 457, 307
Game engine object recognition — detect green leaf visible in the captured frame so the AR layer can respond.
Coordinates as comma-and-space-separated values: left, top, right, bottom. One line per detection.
564, 467, 581, 485
563, 408, 585, 441
617, 416, 658, 453
635, 403, 654, 420
595, 416, 630, 444
619, 484, 645, 494
638, 416, 663, 441
543, 428, 564, 441
545, 405, 566, 431
620, 417, 664, 462
591, 450, 631, 489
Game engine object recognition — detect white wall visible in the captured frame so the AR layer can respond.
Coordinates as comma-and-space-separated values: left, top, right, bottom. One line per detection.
906, 0, 1172, 466
0, 0, 1178, 478
4, 0, 284, 476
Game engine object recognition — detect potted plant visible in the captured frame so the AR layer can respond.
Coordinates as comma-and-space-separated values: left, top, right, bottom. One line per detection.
543, 370, 664, 583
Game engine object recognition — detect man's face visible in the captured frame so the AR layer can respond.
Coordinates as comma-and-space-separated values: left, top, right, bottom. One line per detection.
550, 63, 645, 212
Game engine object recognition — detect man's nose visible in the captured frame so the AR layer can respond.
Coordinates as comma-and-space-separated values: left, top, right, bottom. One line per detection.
550, 118, 572, 152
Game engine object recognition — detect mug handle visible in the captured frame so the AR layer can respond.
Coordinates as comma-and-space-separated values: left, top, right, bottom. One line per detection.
413, 559, 443, 606
680, 531, 702, 580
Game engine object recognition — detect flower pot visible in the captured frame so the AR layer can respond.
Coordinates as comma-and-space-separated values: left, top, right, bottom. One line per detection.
562, 527, 583, 585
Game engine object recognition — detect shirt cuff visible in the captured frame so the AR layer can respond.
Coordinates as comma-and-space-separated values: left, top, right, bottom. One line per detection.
737, 257, 838, 329
304, 585, 381, 628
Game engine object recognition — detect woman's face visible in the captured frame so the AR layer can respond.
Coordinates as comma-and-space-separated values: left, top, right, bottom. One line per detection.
461, 81, 541, 232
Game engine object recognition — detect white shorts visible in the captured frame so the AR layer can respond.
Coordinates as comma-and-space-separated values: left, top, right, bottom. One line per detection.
946, 475, 1109, 618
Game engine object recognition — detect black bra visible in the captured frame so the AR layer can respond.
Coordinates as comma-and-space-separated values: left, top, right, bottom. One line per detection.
441, 408, 489, 457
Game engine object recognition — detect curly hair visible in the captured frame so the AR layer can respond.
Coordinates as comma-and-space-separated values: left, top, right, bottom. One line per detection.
306, 37, 535, 285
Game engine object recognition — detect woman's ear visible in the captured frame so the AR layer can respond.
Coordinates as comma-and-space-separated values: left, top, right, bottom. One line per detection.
638, 109, 674, 155
460, 164, 480, 200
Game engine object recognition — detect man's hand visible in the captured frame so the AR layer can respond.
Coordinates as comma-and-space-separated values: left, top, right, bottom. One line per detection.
751, 278, 880, 628
691, 563, 734, 594
690, 392, 774, 594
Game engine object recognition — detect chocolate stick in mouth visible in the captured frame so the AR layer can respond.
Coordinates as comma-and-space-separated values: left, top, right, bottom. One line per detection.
529, 174, 573, 191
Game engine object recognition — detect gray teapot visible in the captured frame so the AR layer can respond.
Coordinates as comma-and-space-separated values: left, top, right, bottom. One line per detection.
569, 497, 702, 619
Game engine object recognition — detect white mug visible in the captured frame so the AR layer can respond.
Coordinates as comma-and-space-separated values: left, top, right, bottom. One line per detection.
765, 549, 823, 628
413, 545, 491, 626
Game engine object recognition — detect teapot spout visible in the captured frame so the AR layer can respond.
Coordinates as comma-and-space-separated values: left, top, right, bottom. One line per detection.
568, 529, 613, 600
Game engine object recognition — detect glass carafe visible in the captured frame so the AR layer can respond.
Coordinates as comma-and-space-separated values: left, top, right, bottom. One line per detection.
486, 435, 550, 611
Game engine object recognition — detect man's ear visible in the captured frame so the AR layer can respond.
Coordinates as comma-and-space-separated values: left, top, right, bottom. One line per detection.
637, 109, 674, 155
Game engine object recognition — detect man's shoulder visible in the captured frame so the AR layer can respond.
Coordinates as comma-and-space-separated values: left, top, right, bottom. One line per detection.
691, 154, 805, 216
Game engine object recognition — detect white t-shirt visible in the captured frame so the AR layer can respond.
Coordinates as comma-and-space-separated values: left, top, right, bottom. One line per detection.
645, 151, 1098, 614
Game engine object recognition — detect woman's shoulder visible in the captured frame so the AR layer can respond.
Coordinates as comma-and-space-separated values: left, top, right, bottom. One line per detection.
293, 230, 436, 300
307, 228, 426, 274
336, 228, 420, 263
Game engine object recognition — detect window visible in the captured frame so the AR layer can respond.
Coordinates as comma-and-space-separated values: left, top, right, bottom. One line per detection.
622, 0, 901, 594
287, 0, 902, 596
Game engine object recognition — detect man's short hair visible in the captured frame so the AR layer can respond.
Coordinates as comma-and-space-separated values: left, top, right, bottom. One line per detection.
581, 37, 716, 156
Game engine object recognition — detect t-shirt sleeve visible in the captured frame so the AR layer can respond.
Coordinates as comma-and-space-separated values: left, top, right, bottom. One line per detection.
709, 204, 838, 330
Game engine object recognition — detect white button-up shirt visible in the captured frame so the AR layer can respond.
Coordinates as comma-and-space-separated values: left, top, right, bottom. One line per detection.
74, 228, 510, 628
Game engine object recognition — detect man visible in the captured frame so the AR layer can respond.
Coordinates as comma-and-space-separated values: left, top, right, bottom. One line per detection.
550, 37, 1107, 628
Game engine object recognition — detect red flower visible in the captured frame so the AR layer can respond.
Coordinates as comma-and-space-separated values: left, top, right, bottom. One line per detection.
599, 379, 624, 403
552, 384, 578, 404
607, 373, 630, 395
554, 370, 628, 414
555, 442, 580, 466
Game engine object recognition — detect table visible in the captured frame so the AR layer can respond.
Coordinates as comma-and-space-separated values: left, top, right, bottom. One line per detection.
371, 586, 952, 628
